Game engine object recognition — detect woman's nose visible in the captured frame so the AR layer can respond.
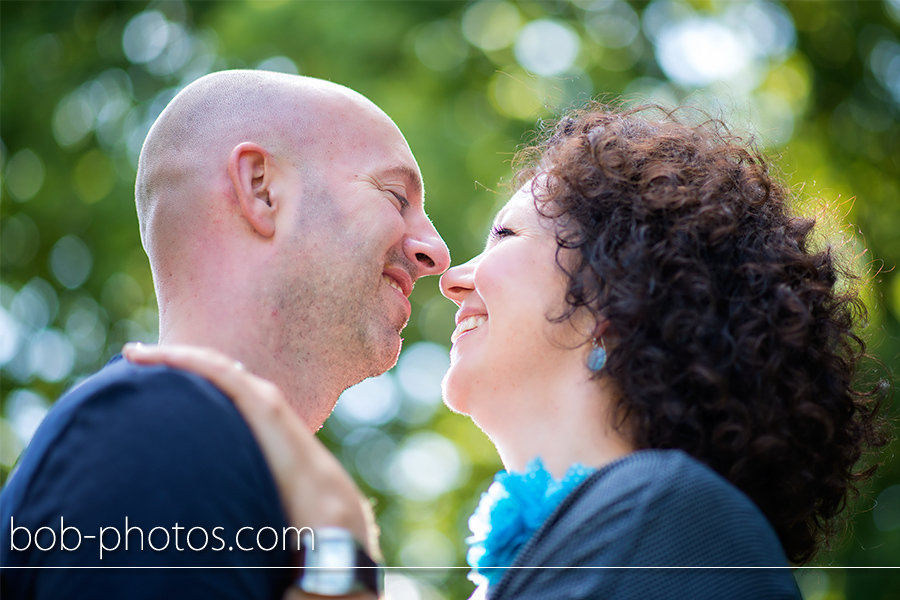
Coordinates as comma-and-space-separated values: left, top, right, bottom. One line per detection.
440, 255, 479, 304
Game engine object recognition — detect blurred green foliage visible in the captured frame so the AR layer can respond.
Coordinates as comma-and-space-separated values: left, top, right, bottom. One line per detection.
1, 1, 899, 598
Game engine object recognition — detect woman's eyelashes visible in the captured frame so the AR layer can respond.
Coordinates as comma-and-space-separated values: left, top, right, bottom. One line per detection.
490, 225, 515, 241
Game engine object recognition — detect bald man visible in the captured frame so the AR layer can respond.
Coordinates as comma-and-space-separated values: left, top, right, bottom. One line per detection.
0, 71, 450, 599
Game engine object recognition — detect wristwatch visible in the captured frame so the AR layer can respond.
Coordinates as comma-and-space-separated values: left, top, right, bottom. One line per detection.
294, 527, 383, 597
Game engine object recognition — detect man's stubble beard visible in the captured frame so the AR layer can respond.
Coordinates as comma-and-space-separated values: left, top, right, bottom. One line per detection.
279, 250, 405, 393
276, 178, 411, 393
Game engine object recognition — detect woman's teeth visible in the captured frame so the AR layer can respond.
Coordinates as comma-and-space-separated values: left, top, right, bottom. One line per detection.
451, 315, 487, 344
383, 275, 403, 293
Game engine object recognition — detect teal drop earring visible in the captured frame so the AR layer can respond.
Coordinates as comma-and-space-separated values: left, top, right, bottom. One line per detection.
587, 338, 607, 372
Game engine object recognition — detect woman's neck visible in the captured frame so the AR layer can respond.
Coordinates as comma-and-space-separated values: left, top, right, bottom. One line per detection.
473, 372, 635, 479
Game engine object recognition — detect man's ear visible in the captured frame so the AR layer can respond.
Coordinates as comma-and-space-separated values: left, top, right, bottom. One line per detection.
228, 142, 276, 238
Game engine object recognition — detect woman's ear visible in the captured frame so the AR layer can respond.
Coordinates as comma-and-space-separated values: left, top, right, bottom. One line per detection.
228, 142, 277, 238
567, 306, 610, 346
592, 317, 611, 342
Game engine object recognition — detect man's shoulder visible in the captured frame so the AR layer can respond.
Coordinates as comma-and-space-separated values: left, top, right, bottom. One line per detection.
0, 354, 288, 578
5, 355, 237, 481
0, 355, 291, 593
33, 354, 237, 441
54, 353, 233, 417
0, 354, 264, 521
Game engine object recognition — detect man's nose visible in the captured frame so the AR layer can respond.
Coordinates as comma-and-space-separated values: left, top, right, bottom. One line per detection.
406, 217, 451, 278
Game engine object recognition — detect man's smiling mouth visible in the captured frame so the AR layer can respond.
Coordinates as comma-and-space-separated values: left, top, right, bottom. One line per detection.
383, 274, 403, 293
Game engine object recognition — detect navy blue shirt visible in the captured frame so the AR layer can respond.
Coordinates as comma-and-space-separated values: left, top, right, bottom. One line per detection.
489, 450, 802, 600
1, 356, 292, 598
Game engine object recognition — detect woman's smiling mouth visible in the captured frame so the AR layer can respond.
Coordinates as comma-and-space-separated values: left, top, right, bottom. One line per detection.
451, 315, 487, 344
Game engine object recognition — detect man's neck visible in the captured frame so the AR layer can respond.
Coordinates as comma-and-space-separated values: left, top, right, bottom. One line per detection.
159, 318, 342, 432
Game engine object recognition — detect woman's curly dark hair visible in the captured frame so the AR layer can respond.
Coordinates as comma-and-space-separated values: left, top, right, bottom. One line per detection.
516, 104, 890, 565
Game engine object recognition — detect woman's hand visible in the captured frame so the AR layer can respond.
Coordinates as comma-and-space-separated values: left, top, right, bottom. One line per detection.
121, 343, 379, 561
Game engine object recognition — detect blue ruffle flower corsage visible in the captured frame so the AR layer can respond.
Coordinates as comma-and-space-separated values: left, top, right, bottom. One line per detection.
466, 458, 595, 591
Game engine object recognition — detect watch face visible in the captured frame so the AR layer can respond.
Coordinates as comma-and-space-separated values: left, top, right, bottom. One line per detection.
298, 528, 369, 596
309, 534, 356, 569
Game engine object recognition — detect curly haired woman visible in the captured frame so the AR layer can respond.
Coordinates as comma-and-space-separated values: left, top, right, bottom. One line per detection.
126, 103, 889, 600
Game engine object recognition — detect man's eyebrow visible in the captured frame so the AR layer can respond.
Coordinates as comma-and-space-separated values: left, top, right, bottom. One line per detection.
379, 165, 423, 198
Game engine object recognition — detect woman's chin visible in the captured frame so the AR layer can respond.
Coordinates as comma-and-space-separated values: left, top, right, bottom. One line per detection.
442, 398, 469, 416
441, 371, 471, 416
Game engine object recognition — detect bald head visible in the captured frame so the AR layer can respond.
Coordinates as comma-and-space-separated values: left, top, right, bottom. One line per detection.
135, 69, 385, 257
133, 69, 449, 421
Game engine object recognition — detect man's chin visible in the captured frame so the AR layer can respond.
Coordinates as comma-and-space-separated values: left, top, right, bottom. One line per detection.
361, 330, 403, 378
386, 333, 404, 369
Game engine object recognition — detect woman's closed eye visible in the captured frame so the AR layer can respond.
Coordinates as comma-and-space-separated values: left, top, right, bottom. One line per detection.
490, 225, 515, 241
